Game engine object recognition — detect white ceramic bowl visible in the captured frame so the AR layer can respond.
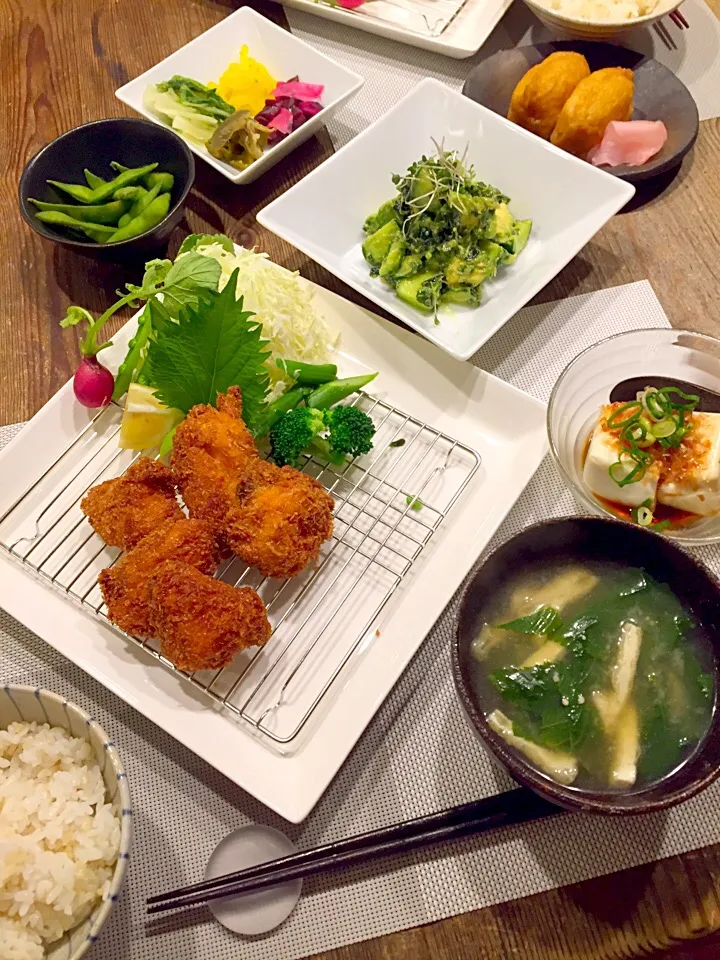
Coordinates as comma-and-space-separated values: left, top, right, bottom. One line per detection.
522, 0, 686, 39
548, 328, 720, 545
115, 7, 363, 184
258, 77, 635, 361
0, 685, 132, 960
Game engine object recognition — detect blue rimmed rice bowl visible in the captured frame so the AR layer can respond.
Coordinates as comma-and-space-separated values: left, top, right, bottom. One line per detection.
0, 685, 132, 960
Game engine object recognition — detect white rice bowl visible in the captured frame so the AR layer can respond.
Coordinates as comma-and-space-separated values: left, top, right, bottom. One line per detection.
0, 690, 130, 960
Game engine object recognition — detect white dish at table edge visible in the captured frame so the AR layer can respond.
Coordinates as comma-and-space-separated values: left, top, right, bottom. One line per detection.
258, 78, 635, 362
0, 274, 547, 823
115, 7, 363, 184
272, 0, 514, 59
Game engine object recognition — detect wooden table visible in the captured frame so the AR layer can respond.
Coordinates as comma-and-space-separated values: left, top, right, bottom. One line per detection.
2, 0, 720, 957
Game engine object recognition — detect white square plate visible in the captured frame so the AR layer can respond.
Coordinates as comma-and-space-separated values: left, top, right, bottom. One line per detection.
0, 270, 547, 823
259, 78, 636, 360
115, 7, 363, 184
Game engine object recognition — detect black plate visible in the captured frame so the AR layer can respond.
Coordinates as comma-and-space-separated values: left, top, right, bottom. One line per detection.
462, 40, 699, 183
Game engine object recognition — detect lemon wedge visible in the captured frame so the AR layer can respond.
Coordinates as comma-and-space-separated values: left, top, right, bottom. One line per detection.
119, 384, 182, 451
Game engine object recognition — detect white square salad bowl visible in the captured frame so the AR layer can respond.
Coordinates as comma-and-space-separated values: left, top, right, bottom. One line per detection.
258, 77, 636, 360
115, 7, 363, 184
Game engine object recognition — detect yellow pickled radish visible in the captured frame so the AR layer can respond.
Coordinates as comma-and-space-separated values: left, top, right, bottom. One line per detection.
119, 383, 182, 450
214, 45, 277, 116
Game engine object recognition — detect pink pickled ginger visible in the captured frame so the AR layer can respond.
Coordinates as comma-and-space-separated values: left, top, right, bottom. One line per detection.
267, 107, 294, 135
273, 80, 325, 100
587, 120, 668, 168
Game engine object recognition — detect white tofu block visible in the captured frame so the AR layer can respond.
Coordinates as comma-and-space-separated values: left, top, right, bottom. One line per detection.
583, 416, 659, 508
657, 413, 720, 517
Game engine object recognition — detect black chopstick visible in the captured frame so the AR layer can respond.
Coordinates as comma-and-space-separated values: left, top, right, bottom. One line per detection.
147, 788, 560, 915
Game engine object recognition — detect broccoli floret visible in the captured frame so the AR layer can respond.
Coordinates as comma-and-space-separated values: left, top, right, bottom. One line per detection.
324, 406, 376, 459
269, 406, 325, 467
269, 405, 376, 466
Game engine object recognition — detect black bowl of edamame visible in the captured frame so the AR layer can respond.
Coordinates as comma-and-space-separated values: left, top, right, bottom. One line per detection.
19, 117, 194, 261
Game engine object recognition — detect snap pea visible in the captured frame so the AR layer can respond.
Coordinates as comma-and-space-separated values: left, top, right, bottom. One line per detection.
111, 163, 174, 192
29, 198, 129, 225
307, 374, 378, 410
106, 191, 171, 243
276, 358, 338, 386
35, 211, 116, 242
49, 162, 158, 205
84, 169, 107, 189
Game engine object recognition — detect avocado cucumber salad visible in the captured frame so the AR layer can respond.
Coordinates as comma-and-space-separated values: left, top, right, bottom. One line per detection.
362, 143, 531, 320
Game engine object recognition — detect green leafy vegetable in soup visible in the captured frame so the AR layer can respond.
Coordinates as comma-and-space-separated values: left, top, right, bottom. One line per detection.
362, 142, 532, 319
471, 563, 713, 790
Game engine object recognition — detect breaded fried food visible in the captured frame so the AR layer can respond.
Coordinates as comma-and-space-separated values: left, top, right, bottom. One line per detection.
81, 456, 183, 550
225, 459, 334, 579
171, 386, 257, 534
508, 51, 590, 141
99, 518, 219, 637
550, 67, 635, 158
148, 561, 271, 672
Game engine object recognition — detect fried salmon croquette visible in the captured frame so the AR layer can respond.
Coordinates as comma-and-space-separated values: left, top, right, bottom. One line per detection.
99, 518, 219, 637
508, 51, 591, 141
550, 67, 635, 157
225, 459, 335, 580
170, 386, 257, 536
148, 561, 271, 672
81, 456, 183, 550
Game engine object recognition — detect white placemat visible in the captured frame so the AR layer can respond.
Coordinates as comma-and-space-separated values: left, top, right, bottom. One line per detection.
4, 280, 720, 960
286, 0, 720, 146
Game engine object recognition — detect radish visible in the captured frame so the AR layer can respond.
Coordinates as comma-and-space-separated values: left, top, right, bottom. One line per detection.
73, 355, 114, 408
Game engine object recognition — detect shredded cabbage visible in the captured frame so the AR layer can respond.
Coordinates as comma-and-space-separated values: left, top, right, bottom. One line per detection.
192, 243, 339, 400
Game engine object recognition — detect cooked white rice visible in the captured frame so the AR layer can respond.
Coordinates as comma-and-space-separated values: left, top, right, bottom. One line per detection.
541, 0, 658, 19
0, 722, 121, 960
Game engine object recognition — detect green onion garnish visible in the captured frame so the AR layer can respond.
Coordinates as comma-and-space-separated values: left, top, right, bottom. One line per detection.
607, 385, 701, 490
651, 417, 677, 439
606, 402, 643, 429
406, 495, 423, 511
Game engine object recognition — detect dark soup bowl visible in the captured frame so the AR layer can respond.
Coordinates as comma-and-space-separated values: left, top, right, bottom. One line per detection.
453, 517, 720, 815
19, 117, 194, 262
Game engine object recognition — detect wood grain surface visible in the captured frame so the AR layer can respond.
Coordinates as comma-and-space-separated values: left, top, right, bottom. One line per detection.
2, 0, 720, 957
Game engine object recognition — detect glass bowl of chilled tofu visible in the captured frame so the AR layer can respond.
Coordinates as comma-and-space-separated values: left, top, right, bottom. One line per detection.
548, 329, 720, 544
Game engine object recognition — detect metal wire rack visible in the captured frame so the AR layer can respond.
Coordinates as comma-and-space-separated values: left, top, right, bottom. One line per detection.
0, 393, 480, 749
350, 0, 472, 38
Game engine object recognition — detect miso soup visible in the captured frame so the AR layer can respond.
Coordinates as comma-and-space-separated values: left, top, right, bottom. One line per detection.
471, 562, 715, 791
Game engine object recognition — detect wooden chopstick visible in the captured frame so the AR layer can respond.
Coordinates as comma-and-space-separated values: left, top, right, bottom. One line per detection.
147, 788, 560, 915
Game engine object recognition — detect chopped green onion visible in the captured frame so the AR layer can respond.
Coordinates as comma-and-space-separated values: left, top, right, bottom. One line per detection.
643, 390, 668, 421
630, 499, 655, 527
657, 386, 700, 409
652, 520, 672, 532
406, 495, 423, 511
609, 454, 647, 487
651, 417, 677, 439
606, 402, 643, 429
